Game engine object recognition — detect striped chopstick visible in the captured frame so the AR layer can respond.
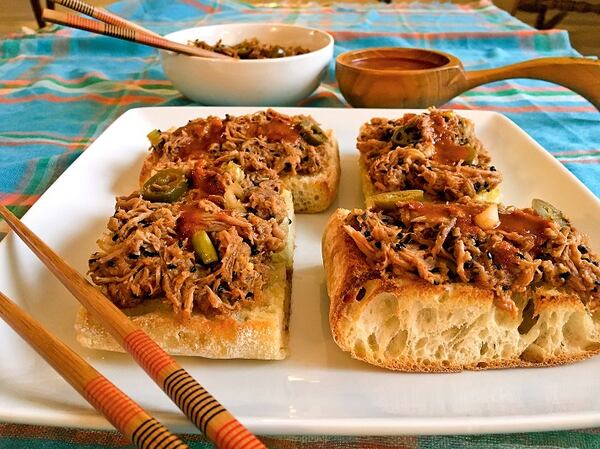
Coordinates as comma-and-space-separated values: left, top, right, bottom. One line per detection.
41, 9, 232, 60
0, 290, 188, 449
0, 205, 266, 449
53, 0, 162, 37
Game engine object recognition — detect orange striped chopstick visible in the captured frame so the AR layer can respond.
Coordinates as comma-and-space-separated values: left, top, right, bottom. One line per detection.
53, 0, 162, 37
0, 290, 188, 449
53, 0, 161, 37
41, 9, 232, 60
0, 205, 266, 449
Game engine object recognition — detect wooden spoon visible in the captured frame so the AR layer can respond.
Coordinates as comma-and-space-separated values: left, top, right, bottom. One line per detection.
336, 48, 600, 110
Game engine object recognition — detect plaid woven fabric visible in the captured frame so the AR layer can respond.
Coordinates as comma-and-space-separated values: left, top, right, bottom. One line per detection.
0, 0, 599, 447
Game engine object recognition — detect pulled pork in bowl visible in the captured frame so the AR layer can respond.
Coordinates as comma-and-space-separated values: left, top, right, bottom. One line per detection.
160, 23, 334, 106
190, 38, 311, 59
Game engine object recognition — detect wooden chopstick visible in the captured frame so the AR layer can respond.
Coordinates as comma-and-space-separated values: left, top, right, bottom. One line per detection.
41, 9, 232, 60
0, 290, 188, 449
52, 0, 162, 37
0, 204, 266, 449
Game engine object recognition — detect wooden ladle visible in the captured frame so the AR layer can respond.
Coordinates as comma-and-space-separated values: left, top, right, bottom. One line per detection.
336, 48, 600, 110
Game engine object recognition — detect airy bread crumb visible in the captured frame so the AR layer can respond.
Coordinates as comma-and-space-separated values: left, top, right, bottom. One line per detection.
322, 209, 600, 372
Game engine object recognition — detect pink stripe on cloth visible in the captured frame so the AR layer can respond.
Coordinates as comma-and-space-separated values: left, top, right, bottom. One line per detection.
330, 29, 565, 42
0, 93, 169, 105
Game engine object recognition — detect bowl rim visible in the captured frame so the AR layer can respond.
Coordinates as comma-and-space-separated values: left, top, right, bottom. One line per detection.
336, 47, 461, 74
161, 23, 334, 64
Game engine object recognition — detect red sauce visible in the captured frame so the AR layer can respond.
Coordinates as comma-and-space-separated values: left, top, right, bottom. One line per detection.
190, 169, 224, 197
499, 210, 549, 235
408, 203, 550, 243
498, 210, 550, 245
409, 201, 450, 220
264, 118, 300, 142
178, 118, 224, 160
351, 57, 440, 71
176, 209, 204, 239
432, 140, 472, 165
247, 118, 299, 143
400, 113, 417, 122
430, 114, 472, 165
491, 240, 519, 266
188, 160, 225, 198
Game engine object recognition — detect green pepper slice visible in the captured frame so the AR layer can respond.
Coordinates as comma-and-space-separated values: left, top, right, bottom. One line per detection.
147, 129, 163, 149
391, 123, 421, 147
270, 46, 286, 58
236, 43, 252, 58
532, 198, 569, 228
142, 168, 188, 203
367, 190, 424, 209
299, 121, 328, 146
192, 230, 218, 264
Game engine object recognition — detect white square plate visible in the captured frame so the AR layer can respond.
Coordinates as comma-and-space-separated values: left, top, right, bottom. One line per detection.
1, 107, 599, 436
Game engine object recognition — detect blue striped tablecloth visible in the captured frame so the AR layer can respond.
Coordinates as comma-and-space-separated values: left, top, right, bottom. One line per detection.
0, 0, 599, 447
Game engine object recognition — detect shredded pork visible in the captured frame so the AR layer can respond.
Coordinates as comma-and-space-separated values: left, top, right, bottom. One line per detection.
190, 38, 310, 59
89, 162, 288, 319
151, 109, 327, 178
344, 201, 600, 313
358, 109, 502, 201
89, 110, 317, 319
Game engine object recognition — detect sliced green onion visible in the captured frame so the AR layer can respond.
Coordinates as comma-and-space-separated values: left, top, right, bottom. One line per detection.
532, 199, 569, 228
147, 129, 163, 148
367, 190, 424, 209
192, 230, 218, 264
299, 121, 328, 146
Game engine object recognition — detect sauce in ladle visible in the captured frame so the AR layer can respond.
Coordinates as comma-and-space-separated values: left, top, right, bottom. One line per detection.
350, 57, 443, 71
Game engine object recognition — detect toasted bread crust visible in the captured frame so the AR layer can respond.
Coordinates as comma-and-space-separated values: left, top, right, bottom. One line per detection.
76, 261, 290, 359
77, 191, 296, 360
283, 130, 340, 213
322, 209, 600, 372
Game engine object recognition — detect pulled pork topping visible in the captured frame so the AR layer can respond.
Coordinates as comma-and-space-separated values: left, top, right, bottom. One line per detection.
190, 38, 310, 59
344, 201, 600, 313
89, 163, 288, 318
150, 109, 327, 178
358, 109, 502, 201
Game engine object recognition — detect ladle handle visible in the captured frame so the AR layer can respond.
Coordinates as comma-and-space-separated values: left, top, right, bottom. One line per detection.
464, 57, 600, 110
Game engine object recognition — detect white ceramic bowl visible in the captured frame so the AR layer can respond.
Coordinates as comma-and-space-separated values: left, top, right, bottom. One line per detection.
159, 23, 334, 106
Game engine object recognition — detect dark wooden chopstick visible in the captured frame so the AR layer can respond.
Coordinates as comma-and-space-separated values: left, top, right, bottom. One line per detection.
0, 290, 188, 449
41, 9, 232, 60
0, 204, 266, 449
53, 0, 162, 37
